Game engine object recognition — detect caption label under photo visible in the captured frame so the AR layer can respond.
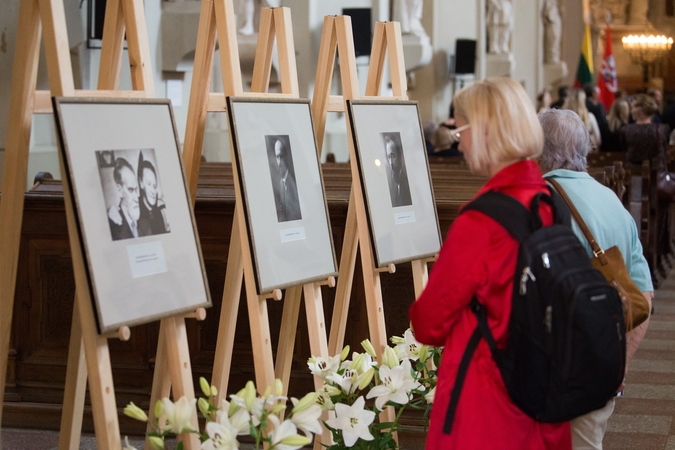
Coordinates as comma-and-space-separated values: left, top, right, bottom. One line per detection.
394, 210, 416, 225
280, 226, 307, 243
126, 240, 169, 278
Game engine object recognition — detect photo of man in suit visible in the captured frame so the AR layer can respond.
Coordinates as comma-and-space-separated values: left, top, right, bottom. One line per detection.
266, 135, 302, 222
107, 157, 144, 241
382, 132, 413, 207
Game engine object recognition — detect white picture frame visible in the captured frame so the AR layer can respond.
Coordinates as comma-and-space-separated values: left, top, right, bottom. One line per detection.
347, 100, 442, 267
226, 97, 338, 294
53, 97, 212, 333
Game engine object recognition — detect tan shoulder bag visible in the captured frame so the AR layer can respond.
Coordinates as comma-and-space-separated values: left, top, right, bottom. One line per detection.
548, 178, 650, 330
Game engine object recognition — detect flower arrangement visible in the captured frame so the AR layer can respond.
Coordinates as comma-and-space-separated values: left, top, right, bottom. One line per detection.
311, 329, 441, 449
123, 378, 321, 450
123, 328, 440, 450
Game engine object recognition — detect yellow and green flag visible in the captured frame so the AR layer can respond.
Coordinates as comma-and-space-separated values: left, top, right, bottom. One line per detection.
575, 24, 594, 87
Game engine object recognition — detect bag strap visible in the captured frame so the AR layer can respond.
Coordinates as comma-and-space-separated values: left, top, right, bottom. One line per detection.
443, 297, 500, 435
461, 192, 532, 243
443, 325, 481, 434
462, 190, 570, 242
547, 178, 607, 261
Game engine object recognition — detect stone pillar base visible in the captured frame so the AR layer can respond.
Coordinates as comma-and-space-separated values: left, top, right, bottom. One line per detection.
401, 34, 433, 73
485, 53, 515, 77
544, 61, 568, 87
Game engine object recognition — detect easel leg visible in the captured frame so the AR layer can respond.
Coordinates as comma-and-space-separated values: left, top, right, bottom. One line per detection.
146, 321, 172, 449
58, 301, 87, 450
77, 294, 121, 449
164, 317, 201, 450
275, 285, 303, 396
328, 191, 358, 356
212, 213, 244, 404
0, 0, 42, 435
411, 259, 429, 300
243, 270, 276, 392
302, 282, 332, 449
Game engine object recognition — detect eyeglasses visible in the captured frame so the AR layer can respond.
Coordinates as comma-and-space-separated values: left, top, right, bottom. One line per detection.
451, 123, 471, 144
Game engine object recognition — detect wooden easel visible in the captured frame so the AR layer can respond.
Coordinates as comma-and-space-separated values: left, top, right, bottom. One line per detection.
0, 0, 204, 449
311, 19, 436, 435
168, 5, 333, 443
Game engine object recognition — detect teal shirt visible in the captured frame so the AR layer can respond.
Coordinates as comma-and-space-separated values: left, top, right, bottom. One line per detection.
544, 169, 653, 292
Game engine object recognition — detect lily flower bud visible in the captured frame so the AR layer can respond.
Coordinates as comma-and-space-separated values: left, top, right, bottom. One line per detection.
198, 397, 210, 418
154, 400, 163, 419
358, 368, 375, 390
361, 339, 377, 358
340, 345, 351, 361
292, 392, 319, 414
123, 402, 148, 422
199, 377, 211, 397
148, 436, 165, 450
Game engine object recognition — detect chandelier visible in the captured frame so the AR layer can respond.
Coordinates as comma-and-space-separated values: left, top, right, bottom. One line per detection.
621, 34, 673, 65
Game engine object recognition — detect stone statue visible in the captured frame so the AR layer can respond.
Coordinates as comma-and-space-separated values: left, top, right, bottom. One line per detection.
393, 0, 427, 37
543, 0, 562, 64
486, 0, 514, 55
236, 0, 281, 35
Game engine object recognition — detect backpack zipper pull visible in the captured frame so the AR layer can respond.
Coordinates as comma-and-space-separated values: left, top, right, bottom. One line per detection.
520, 267, 536, 295
542, 252, 550, 268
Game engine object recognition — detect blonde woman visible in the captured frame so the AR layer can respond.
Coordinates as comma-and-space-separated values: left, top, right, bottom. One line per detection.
409, 78, 571, 449
604, 98, 630, 151
563, 89, 601, 150
608, 98, 630, 133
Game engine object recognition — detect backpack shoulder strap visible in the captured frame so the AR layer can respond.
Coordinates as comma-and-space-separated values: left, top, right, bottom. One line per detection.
443, 297, 502, 435
462, 191, 531, 243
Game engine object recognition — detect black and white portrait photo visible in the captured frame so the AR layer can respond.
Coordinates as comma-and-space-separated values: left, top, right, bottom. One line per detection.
97, 149, 171, 241
265, 135, 302, 222
382, 132, 413, 207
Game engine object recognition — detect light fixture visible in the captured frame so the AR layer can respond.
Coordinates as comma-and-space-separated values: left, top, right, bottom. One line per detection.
622, 34, 673, 82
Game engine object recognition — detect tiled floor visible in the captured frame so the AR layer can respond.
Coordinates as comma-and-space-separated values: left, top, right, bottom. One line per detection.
603, 271, 675, 450
5, 270, 675, 449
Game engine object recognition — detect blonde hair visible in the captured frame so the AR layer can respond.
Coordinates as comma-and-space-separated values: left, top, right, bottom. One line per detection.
562, 89, 590, 128
452, 77, 543, 174
607, 98, 630, 132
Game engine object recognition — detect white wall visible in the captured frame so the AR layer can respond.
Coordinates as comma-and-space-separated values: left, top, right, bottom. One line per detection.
408, 0, 482, 123
0, 0, 608, 187
513, 0, 544, 100
0, 0, 170, 189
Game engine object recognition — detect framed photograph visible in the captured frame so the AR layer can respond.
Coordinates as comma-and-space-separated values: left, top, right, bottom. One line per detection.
53, 97, 211, 333
226, 97, 338, 294
347, 100, 442, 267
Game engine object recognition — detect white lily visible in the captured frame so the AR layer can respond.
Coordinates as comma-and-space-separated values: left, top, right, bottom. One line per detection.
290, 398, 323, 437
326, 369, 358, 394
201, 412, 239, 450
307, 355, 341, 380
161, 397, 197, 434
216, 403, 250, 436
394, 329, 427, 362
315, 389, 335, 411
268, 415, 311, 450
366, 360, 421, 411
325, 396, 375, 447
342, 352, 374, 375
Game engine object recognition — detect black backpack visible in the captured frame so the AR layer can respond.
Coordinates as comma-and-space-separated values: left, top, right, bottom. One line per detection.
443, 190, 626, 434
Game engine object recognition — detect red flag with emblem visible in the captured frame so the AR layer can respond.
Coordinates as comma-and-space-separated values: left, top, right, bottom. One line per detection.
598, 23, 617, 111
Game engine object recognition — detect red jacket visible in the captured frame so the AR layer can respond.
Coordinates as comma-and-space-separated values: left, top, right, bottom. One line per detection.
409, 160, 571, 449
